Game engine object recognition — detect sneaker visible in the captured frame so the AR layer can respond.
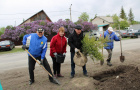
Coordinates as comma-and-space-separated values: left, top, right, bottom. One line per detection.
29, 80, 34, 85
107, 62, 112, 66
57, 74, 64, 77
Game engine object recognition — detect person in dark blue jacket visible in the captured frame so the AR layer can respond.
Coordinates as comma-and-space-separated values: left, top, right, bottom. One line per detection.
22, 28, 57, 85
104, 27, 120, 66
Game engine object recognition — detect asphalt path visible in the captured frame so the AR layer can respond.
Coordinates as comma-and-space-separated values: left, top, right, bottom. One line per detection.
0, 38, 140, 73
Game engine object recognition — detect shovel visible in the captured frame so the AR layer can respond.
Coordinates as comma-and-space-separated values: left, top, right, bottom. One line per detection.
119, 30, 125, 62
25, 49, 61, 85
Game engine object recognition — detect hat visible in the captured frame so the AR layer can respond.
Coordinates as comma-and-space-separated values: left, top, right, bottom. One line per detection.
75, 25, 82, 30
37, 28, 44, 32
108, 27, 113, 32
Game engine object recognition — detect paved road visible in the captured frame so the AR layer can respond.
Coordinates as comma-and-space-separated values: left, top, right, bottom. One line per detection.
0, 38, 140, 73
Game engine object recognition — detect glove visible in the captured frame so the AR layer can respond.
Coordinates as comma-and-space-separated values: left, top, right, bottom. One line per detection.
53, 52, 57, 57
40, 59, 43, 65
22, 45, 26, 50
63, 53, 66, 56
75, 48, 79, 53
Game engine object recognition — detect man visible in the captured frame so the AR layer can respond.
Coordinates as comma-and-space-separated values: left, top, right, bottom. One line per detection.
22, 28, 57, 85
68, 25, 88, 78
104, 27, 120, 66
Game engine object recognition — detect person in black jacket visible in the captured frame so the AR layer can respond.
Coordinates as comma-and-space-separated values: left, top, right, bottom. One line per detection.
68, 25, 88, 78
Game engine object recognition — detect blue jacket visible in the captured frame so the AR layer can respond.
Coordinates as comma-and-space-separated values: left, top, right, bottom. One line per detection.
104, 30, 120, 49
22, 33, 47, 59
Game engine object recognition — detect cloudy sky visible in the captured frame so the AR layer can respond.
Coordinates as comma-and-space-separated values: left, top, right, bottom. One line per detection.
0, 0, 140, 27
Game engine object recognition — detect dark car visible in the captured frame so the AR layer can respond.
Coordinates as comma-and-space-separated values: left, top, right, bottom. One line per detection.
0, 40, 15, 50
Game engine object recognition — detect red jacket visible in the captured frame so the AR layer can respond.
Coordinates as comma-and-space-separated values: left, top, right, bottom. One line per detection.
50, 33, 67, 57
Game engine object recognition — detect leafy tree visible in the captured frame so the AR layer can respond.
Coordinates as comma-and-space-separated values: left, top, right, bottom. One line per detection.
120, 6, 127, 20
0, 27, 5, 38
128, 8, 134, 24
112, 14, 120, 29
82, 34, 108, 61
78, 12, 89, 22
131, 21, 140, 24
120, 20, 129, 29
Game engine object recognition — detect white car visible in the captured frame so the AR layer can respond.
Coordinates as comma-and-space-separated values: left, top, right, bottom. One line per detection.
89, 31, 101, 40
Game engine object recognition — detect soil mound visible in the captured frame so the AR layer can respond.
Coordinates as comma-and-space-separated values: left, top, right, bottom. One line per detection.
93, 65, 140, 90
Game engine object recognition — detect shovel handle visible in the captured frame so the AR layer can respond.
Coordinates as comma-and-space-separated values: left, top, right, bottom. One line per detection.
25, 49, 53, 77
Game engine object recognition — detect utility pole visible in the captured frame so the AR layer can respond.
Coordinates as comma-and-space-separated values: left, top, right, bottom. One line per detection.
69, 4, 72, 21
15, 21, 16, 26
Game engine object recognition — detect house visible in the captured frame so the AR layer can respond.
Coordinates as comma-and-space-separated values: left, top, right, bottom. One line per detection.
19, 10, 52, 26
92, 16, 123, 32
129, 24, 140, 30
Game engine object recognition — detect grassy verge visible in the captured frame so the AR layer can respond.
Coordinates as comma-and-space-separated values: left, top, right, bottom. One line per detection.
0, 48, 24, 54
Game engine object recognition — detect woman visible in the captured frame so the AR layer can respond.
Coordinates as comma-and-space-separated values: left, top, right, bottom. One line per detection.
50, 27, 67, 78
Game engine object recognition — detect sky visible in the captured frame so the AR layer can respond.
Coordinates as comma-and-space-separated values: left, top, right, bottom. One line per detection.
0, 0, 140, 27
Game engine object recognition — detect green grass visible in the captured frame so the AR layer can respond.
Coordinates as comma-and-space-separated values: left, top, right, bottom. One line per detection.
122, 37, 131, 40
0, 48, 24, 54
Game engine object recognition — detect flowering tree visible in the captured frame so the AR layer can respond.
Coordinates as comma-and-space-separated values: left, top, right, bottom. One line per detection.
1, 19, 96, 41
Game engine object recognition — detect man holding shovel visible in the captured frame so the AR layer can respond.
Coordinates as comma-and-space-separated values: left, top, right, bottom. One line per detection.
104, 27, 120, 66
22, 28, 58, 85
68, 25, 88, 78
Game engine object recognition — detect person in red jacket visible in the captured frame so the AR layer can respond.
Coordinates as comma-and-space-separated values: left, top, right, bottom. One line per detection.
50, 27, 67, 78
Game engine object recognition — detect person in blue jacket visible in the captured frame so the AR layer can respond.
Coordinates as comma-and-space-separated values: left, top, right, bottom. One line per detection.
22, 28, 57, 85
104, 27, 120, 66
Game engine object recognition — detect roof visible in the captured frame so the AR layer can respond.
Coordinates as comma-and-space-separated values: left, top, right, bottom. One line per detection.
93, 16, 124, 23
98, 24, 109, 27
19, 10, 52, 25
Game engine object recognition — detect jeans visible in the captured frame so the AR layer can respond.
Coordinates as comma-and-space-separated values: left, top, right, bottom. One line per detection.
70, 52, 87, 76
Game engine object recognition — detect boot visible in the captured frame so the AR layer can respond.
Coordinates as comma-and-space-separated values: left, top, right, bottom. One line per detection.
29, 80, 34, 85
107, 61, 112, 66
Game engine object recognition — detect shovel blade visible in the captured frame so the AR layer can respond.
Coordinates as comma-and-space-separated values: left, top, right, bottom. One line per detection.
52, 77, 61, 85
120, 55, 125, 62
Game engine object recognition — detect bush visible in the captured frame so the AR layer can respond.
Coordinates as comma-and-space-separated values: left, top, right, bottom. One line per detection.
1, 19, 96, 41
82, 33, 108, 61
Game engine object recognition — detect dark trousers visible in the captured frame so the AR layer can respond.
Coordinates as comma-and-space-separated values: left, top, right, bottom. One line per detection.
28, 56, 53, 82
70, 52, 87, 76
51, 57, 61, 75
106, 49, 113, 62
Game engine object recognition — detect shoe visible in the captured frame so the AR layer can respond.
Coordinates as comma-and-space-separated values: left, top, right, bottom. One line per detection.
57, 74, 64, 77
70, 75, 74, 78
107, 61, 112, 66
84, 73, 88, 77
50, 79, 58, 84
29, 80, 34, 85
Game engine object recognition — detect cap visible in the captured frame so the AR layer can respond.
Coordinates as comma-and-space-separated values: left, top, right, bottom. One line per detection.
75, 25, 82, 30
37, 28, 44, 32
108, 27, 113, 32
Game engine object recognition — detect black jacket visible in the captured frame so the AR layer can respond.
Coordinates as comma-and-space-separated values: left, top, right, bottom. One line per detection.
68, 30, 84, 52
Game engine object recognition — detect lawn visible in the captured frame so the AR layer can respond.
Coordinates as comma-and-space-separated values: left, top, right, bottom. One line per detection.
0, 48, 24, 54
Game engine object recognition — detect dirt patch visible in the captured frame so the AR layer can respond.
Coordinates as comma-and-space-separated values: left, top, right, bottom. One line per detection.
70, 77, 90, 87
93, 65, 140, 90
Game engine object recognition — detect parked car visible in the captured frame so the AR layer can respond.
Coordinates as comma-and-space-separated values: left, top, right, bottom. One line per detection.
89, 31, 101, 40
0, 40, 15, 50
114, 31, 120, 38
127, 29, 140, 38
